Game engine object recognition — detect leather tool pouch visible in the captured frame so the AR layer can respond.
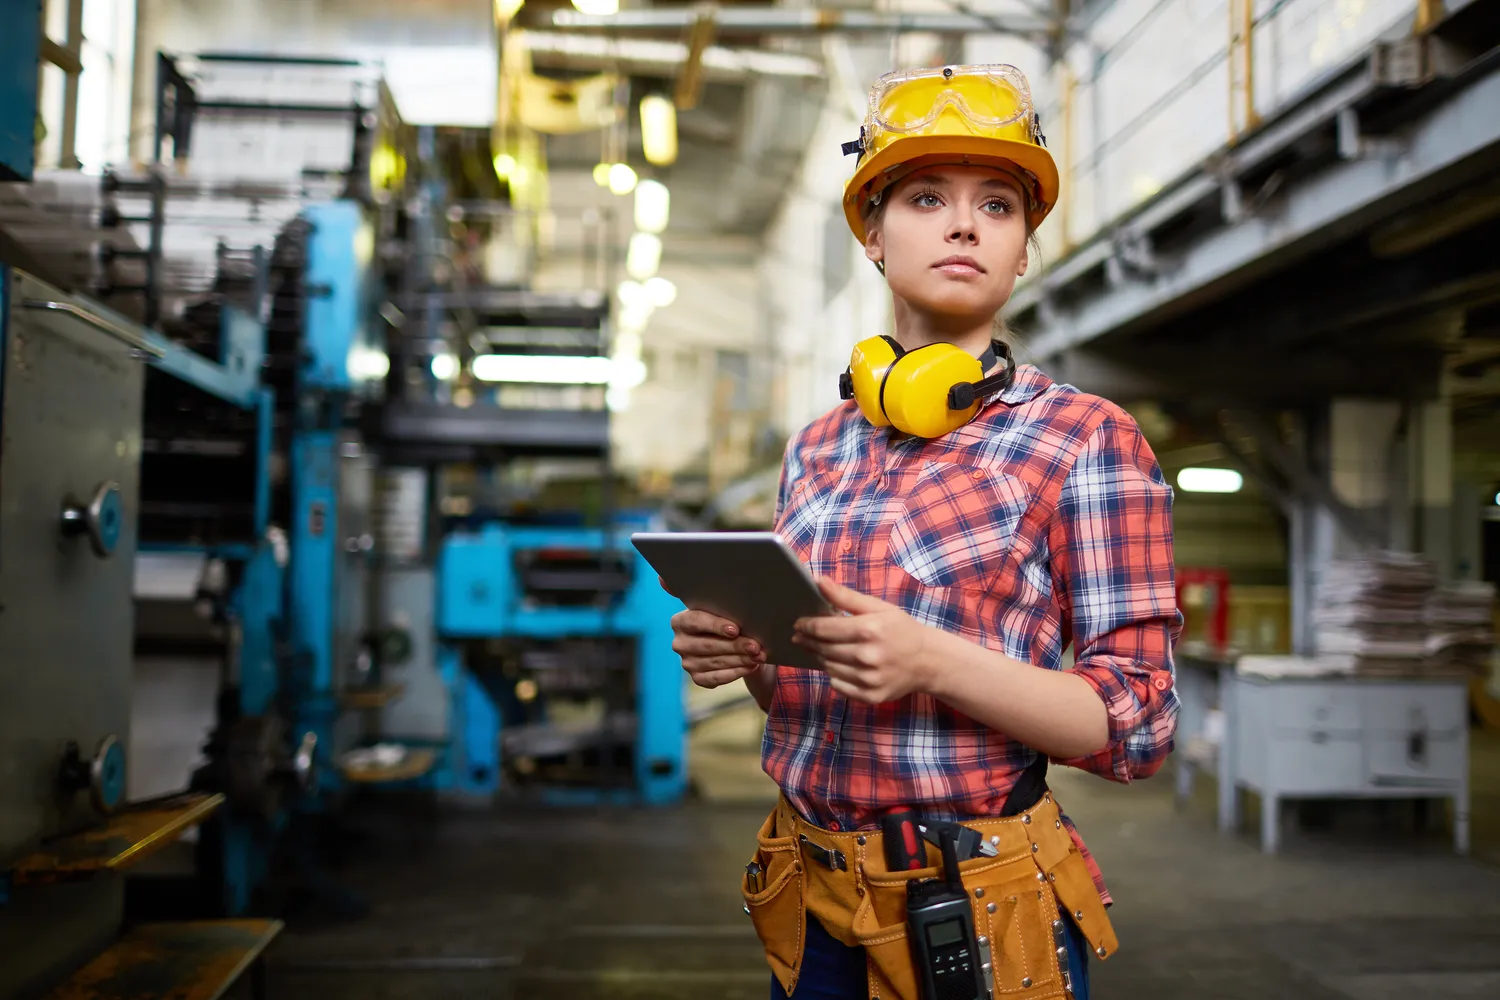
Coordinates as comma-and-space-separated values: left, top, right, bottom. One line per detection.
741, 788, 1117, 1000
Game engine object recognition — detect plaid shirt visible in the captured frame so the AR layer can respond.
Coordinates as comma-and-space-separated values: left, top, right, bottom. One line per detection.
764, 363, 1181, 903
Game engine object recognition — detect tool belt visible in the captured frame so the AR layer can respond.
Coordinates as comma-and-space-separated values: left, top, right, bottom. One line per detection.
741, 787, 1117, 1000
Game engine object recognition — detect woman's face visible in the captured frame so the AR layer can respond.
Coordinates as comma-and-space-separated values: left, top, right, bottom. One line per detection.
864, 165, 1030, 326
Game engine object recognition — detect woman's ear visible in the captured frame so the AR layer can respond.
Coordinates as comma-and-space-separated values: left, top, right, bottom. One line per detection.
1016, 241, 1029, 278
864, 227, 884, 267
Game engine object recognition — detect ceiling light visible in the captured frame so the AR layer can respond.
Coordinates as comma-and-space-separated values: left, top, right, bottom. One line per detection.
430, 353, 458, 381
493, 0, 525, 22
606, 385, 633, 412
347, 346, 390, 381
644, 276, 676, 308
617, 279, 649, 310
493, 153, 517, 179
634, 179, 670, 234
593, 162, 612, 187
626, 232, 662, 280
608, 162, 638, 195
571, 0, 618, 15
471, 354, 615, 384
1176, 468, 1244, 494
639, 94, 678, 167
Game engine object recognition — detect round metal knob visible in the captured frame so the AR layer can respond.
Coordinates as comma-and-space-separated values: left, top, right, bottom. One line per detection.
90, 735, 127, 813
60, 481, 123, 558
59, 736, 126, 813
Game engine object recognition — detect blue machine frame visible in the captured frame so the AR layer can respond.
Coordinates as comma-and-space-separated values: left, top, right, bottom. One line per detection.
436, 521, 686, 805
0, 0, 40, 181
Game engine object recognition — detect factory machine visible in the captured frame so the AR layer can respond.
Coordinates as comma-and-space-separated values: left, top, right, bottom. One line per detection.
371, 176, 689, 804
1, 23, 289, 992
2, 40, 410, 997
434, 515, 686, 804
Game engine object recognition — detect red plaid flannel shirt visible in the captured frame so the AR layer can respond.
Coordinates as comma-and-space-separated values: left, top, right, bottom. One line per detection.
764, 363, 1181, 903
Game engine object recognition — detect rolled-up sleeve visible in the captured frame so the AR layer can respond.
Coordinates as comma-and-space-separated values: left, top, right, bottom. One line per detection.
1049, 410, 1181, 783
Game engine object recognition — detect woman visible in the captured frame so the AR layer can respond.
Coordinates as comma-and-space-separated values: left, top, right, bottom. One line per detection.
671, 64, 1180, 1000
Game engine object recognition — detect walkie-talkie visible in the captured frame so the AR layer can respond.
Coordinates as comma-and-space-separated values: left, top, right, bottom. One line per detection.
904, 828, 984, 1000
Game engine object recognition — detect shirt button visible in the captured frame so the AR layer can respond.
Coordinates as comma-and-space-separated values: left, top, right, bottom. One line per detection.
1152, 675, 1173, 692
970, 469, 985, 481
841, 539, 853, 553
829, 821, 841, 832
824, 731, 836, 744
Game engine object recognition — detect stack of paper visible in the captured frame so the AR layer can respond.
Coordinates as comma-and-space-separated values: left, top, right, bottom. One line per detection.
1426, 581, 1497, 675
1313, 552, 1443, 676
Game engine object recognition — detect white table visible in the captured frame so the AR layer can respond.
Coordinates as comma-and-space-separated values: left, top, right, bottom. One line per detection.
1214, 669, 1470, 854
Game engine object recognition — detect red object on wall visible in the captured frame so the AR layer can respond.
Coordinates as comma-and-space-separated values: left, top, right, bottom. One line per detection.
1176, 567, 1231, 653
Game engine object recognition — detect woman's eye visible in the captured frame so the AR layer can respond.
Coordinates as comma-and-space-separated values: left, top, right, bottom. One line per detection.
914, 193, 941, 208
983, 198, 1013, 214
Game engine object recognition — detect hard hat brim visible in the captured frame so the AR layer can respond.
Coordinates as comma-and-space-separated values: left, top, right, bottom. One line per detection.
842, 136, 1060, 245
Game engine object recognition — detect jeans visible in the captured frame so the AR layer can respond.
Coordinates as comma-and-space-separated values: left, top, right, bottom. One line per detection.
771, 911, 1091, 1000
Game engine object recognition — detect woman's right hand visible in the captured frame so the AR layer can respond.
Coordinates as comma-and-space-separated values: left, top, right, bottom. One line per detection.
670, 610, 768, 689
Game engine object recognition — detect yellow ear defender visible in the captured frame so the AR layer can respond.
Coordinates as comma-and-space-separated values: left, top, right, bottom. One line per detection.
838, 338, 1016, 438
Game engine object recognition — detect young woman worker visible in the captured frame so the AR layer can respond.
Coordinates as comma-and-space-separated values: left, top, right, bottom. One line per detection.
671, 64, 1180, 1000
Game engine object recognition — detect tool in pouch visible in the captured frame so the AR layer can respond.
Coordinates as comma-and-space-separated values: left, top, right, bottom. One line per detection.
894, 823, 989, 1000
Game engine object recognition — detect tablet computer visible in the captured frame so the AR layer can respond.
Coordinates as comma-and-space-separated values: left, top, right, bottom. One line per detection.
630, 531, 833, 671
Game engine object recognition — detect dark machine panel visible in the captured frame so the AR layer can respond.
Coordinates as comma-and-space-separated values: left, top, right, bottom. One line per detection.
0, 271, 145, 997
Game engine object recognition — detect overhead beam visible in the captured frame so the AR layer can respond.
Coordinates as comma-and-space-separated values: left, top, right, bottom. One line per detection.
522, 31, 823, 81
550, 9, 1055, 38
1013, 45, 1500, 358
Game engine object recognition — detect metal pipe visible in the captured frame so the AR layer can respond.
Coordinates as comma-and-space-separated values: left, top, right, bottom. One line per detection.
551, 9, 1054, 37
59, 0, 85, 169
21, 298, 167, 357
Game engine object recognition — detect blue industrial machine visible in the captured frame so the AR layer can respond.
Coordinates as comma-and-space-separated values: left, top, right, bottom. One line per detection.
434, 519, 686, 804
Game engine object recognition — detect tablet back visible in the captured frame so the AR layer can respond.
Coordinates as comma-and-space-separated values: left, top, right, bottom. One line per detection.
631, 532, 831, 671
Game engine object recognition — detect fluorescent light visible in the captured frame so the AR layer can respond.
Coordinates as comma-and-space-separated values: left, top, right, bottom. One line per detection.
617, 279, 649, 310
431, 353, 458, 381
1176, 468, 1243, 494
634, 179, 670, 234
572, 0, 618, 14
645, 276, 676, 308
493, 153, 517, 178
593, 162, 612, 187
626, 232, 662, 280
471, 354, 614, 384
606, 385, 633, 412
608, 162, 637, 195
493, 0, 525, 22
618, 301, 653, 333
639, 95, 678, 167
347, 346, 389, 381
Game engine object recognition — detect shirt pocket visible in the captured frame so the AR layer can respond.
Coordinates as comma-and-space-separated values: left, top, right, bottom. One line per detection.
888, 461, 1032, 593
775, 468, 841, 562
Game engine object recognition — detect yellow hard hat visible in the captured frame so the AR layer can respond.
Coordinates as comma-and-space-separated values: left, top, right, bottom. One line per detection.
841, 64, 1059, 244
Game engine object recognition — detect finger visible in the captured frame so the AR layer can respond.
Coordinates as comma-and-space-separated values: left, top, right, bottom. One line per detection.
827, 675, 882, 704
684, 654, 762, 675
672, 609, 740, 638
794, 635, 867, 668
688, 666, 756, 689
794, 615, 867, 643
817, 577, 893, 614
672, 635, 763, 660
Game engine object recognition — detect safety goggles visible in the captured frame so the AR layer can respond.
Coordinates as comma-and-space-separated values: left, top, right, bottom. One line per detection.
867, 64, 1035, 137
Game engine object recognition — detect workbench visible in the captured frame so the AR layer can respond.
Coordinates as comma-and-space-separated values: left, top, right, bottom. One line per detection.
1172, 655, 1470, 855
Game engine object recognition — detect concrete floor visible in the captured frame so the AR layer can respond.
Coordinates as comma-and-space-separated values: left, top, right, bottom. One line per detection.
261, 710, 1500, 999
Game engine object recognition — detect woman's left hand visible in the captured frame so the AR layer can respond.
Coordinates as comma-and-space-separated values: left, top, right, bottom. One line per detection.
793, 579, 943, 704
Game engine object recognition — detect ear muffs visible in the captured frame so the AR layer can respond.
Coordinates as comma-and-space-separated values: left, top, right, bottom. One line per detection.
839, 338, 1015, 438
839, 335, 903, 428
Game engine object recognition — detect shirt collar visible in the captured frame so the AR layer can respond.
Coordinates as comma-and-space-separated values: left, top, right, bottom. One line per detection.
984, 362, 1053, 408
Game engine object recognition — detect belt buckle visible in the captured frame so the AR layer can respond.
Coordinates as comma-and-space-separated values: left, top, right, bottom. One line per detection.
799, 834, 847, 871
